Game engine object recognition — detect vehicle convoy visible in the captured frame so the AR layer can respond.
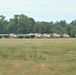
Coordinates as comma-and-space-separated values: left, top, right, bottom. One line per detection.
0, 33, 70, 38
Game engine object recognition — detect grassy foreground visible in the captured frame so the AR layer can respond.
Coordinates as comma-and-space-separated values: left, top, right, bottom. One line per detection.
0, 38, 76, 75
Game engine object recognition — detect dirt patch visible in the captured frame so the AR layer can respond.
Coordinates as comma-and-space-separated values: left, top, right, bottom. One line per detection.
26, 62, 51, 74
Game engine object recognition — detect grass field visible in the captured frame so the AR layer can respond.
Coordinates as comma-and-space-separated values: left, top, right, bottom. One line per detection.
0, 38, 76, 75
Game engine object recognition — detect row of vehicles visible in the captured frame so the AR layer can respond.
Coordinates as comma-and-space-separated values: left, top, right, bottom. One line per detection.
0, 33, 70, 38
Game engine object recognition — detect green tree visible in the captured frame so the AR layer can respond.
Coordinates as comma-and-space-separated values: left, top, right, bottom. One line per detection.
70, 20, 76, 25
35, 21, 47, 34
0, 15, 8, 34
17, 14, 30, 34
7, 15, 19, 33
70, 26, 76, 37
28, 18, 35, 33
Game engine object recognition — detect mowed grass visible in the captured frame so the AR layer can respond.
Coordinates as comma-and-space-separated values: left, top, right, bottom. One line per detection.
0, 38, 76, 75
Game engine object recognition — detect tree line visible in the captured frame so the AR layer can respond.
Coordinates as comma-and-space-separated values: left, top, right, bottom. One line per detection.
0, 14, 76, 37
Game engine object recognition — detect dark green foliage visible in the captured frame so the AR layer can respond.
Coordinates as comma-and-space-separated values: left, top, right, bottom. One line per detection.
0, 14, 76, 37
0, 15, 8, 33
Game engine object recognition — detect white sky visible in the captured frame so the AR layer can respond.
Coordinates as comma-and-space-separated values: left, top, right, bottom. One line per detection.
0, 0, 76, 22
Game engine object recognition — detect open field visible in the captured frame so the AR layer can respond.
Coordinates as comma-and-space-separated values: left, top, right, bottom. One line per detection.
0, 38, 76, 75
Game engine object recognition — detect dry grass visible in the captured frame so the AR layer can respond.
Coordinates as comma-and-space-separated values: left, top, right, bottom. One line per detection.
0, 38, 76, 75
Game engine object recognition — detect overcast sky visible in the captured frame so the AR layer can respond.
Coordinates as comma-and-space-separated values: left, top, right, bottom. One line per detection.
0, 0, 76, 22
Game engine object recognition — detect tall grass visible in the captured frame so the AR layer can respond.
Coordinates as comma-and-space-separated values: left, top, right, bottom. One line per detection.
0, 38, 76, 75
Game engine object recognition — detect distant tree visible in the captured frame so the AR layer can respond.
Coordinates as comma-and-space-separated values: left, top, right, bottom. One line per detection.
28, 17, 35, 33
45, 22, 52, 33
17, 14, 30, 34
0, 14, 76, 38
70, 20, 76, 26
69, 20, 76, 37
59, 20, 67, 27
35, 21, 47, 34
0, 15, 8, 34
70, 26, 76, 37
7, 15, 19, 33
54, 25, 66, 34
